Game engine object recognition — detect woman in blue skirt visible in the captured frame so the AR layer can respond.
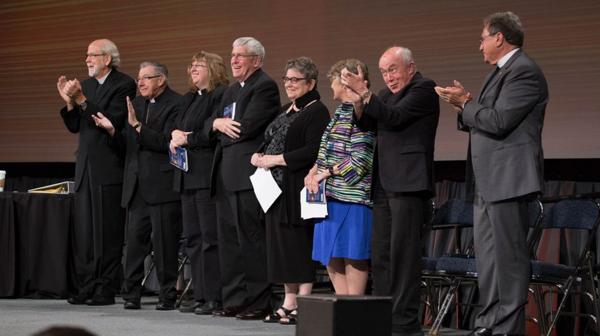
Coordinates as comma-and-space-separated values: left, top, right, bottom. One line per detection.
304, 59, 375, 295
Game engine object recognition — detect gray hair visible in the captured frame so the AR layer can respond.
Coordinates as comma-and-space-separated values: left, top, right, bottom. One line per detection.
384, 46, 417, 71
284, 56, 319, 84
484, 11, 524, 47
97, 39, 121, 68
139, 61, 168, 79
233, 37, 266, 63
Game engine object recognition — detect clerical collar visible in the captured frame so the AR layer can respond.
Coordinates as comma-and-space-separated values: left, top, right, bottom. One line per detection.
97, 69, 112, 85
497, 48, 519, 68
239, 81, 245, 88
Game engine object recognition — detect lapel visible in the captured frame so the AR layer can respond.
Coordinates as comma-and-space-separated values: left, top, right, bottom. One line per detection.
233, 68, 262, 119
95, 69, 117, 103
478, 50, 521, 102
178, 91, 199, 128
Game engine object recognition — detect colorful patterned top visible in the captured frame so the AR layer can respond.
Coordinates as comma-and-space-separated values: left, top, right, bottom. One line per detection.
315, 103, 375, 206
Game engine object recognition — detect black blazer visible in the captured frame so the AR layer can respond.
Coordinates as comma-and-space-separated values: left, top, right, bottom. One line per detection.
173, 85, 226, 192
119, 86, 182, 206
205, 68, 281, 192
360, 72, 440, 196
60, 69, 136, 190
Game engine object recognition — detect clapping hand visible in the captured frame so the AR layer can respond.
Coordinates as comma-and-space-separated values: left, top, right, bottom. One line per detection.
126, 96, 139, 127
91, 112, 115, 136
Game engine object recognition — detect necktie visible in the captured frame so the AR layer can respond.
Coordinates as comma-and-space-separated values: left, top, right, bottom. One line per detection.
480, 66, 500, 98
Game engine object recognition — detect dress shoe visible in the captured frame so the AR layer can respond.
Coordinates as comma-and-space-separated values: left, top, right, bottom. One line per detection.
179, 300, 204, 313
66, 294, 88, 305
156, 301, 176, 311
86, 296, 115, 306
123, 300, 141, 310
469, 328, 493, 336
236, 308, 270, 320
213, 306, 245, 317
194, 301, 222, 315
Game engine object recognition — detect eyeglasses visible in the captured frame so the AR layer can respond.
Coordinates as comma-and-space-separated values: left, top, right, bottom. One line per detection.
189, 63, 207, 70
86, 53, 106, 58
479, 33, 498, 44
231, 53, 257, 59
135, 75, 162, 83
282, 76, 307, 84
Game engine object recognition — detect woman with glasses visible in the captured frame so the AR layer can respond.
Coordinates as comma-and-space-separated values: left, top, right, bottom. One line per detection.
251, 56, 330, 325
305, 59, 375, 297
170, 51, 229, 315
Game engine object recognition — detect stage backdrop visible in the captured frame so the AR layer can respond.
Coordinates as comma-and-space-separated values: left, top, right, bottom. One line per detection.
0, 0, 599, 162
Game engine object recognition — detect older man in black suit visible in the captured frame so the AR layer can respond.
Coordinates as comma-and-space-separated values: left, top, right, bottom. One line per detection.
342, 47, 439, 336
58, 38, 136, 305
436, 12, 548, 336
206, 37, 280, 320
94, 61, 182, 311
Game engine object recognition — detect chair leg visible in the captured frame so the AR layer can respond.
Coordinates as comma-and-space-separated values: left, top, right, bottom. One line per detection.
428, 280, 460, 336
585, 258, 600, 334
176, 277, 193, 308
545, 276, 575, 336
141, 258, 155, 288
531, 284, 548, 335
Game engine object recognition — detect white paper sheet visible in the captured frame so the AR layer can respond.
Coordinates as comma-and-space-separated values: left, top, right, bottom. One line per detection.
300, 187, 328, 219
249, 168, 282, 213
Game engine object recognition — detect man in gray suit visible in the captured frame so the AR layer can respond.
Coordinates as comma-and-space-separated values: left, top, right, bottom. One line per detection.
436, 12, 548, 336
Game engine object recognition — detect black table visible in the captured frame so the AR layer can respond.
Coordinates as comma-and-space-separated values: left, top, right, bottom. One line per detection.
0, 192, 74, 298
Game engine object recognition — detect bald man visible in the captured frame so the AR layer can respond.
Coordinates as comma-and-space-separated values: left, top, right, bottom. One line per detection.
343, 46, 439, 336
58, 38, 136, 305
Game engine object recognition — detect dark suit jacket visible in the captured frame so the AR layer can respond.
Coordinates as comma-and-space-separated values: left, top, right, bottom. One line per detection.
360, 72, 440, 196
118, 86, 182, 207
205, 68, 280, 192
173, 86, 226, 192
460, 49, 548, 202
60, 69, 137, 190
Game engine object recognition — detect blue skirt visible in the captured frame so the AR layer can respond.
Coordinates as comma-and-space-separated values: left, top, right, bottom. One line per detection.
312, 199, 372, 266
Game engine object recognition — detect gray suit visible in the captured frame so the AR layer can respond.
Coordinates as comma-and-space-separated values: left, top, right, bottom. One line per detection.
459, 49, 548, 334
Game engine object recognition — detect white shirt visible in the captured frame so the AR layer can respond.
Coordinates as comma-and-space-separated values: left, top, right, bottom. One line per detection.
97, 69, 111, 84
497, 48, 520, 68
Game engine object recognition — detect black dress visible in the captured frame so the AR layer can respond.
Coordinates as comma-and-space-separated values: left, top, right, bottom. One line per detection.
261, 89, 330, 283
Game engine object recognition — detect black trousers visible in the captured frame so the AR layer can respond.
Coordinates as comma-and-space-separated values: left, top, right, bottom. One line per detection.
215, 171, 270, 310
473, 187, 530, 335
371, 183, 429, 334
72, 172, 124, 298
122, 187, 182, 303
181, 188, 221, 302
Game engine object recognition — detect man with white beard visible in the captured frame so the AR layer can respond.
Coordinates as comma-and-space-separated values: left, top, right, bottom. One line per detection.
57, 38, 136, 305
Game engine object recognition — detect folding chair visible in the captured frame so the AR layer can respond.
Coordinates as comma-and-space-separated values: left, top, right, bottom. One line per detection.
529, 197, 600, 336
422, 199, 475, 335
427, 199, 543, 336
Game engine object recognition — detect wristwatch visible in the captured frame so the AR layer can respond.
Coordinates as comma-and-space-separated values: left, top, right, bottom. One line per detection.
327, 166, 335, 176
79, 100, 88, 111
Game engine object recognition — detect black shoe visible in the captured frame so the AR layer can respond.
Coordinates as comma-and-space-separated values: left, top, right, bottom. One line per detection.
66, 294, 88, 305
86, 296, 115, 306
236, 308, 270, 320
124, 300, 141, 310
179, 300, 204, 313
156, 301, 175, 311
213, 305, 246, 317
469, 328, 493, 336
194, 301, 222, 315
